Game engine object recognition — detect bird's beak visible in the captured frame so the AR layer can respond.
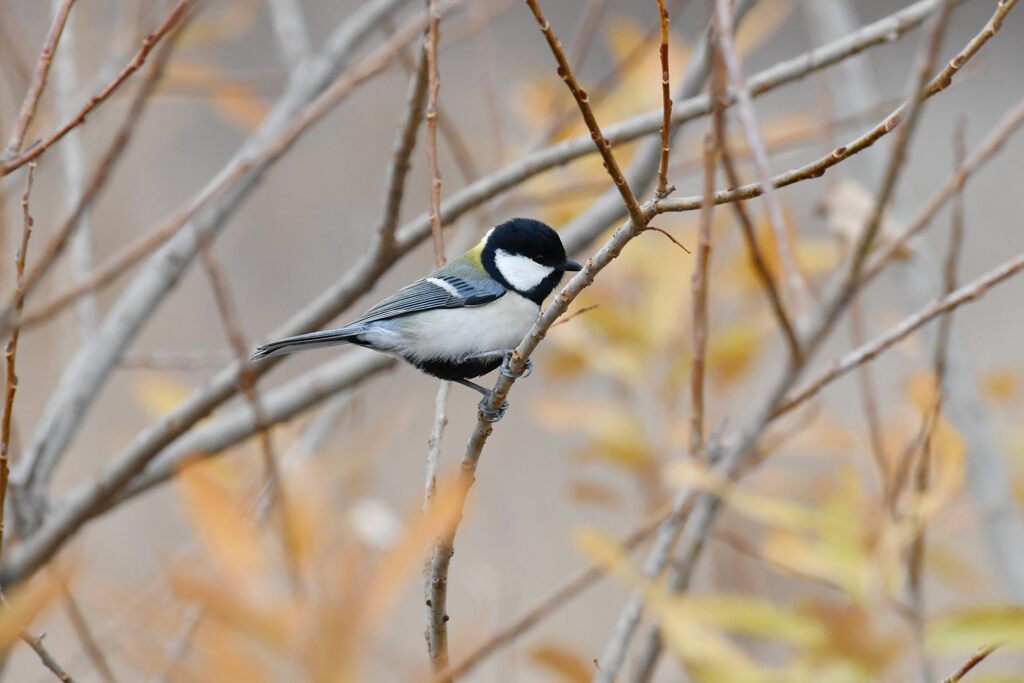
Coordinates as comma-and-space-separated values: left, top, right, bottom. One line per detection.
563, 258, 583, 272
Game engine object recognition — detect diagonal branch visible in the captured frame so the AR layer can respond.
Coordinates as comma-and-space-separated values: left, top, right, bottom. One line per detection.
1, 0, 77, 158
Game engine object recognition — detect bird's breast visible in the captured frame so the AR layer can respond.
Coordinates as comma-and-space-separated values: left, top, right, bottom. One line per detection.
388, 293, 540, 362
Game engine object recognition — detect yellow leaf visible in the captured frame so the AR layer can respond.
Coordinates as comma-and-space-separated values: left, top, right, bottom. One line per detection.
706, 322, 763, 384
164, 62, 269, 130
905, 370, 939, 411
529, 643, 593, 682
567, 480, 624, 509
669, 594, 826, 646
533, 396, 654, 471
734, 0, 795, 56
362, 475, 469, 629
824, 180, 913, 259
134, 374, 193, 419
176, 465, 271, 594
981, 368, 1021, 403
927, 607, 1024, 652
0, 573, 63, 650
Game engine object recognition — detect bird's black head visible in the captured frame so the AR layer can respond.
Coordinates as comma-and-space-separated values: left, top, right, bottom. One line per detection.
480, 218, 582, 304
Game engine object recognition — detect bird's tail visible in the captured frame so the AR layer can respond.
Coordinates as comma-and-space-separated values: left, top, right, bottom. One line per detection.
250, 326, 363, 361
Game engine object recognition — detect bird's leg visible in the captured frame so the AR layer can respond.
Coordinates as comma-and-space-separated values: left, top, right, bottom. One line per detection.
499, 351, 533, 379
453, 378, 509, 422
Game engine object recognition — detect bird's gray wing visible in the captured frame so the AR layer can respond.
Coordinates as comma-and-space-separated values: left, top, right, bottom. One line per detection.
349, 274, 506, 325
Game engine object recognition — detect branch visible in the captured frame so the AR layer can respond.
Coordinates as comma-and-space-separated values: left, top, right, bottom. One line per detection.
425, 0, 653, 673
21, 0, 940, 332
712, 0, 810, 311
654, 0, 671, 197
7, 0, 423, 527
0, 0, 191, 175
424, 0, 446, 267
941, 645, 999, 683
0, 0, 967, 587
688, 131, 717, 456
0, 162, 37, 558
265, 0, 311, 71
1, 0, 76, 158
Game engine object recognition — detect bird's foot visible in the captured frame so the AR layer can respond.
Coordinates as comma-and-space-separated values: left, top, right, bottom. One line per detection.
500, 352, 533, 380
477, 393, 510, 422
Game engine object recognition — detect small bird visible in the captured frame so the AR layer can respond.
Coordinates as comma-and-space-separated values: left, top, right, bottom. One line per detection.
251, 218, 582, 420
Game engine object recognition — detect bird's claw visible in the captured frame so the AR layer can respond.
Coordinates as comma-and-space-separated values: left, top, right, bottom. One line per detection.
478, 393, 510, 422
500, 353, 533, 380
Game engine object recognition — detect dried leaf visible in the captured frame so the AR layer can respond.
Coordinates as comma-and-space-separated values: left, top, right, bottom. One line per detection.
134, 374, 193, 419
927, 607, 1024, 652
529, 643, 593, 682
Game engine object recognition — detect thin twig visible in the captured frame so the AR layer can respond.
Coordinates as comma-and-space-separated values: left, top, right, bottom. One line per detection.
60, 580, 119, 683
22, 0, 942, 331
424, 0, 652, 673
941, 644, 999, 683
2, 0, 77, 158
0, 162, 36, 559
51, 0, 98, 339
716, 114, 803, 364
0, 0, 192, 175
21, 630, 76, 683
423, 381, 450, 508
198, 247, 301, 588
688, 131, 716, 457
430, 504, 681, 683
7, 0, 435, 515
711, 0, 810, 311
851, 293, 890, 489
424, 0, 446, 267
1, 0, 1004, 591
4, 15, 183, 333
907, 119, 967, 683
654, 0, 672, 197
265, 0, 311, 71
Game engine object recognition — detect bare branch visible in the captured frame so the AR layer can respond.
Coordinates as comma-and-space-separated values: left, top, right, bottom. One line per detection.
688, 131, 716, 457
941, 644, 999, 683
424, 0, 446, 267
0, 0, 192, 175
0, 162, 37, 558
654, 0, 672, 197
712, 0, 811, 311
2, 0, 77, 158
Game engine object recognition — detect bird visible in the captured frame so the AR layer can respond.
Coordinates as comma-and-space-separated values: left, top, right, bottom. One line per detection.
251, 218, 582, 421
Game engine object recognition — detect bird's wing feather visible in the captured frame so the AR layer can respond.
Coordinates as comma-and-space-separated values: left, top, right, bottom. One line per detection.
349, 275, 506, 325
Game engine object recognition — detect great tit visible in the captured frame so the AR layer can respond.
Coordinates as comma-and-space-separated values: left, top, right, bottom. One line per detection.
251, 218, 582, 420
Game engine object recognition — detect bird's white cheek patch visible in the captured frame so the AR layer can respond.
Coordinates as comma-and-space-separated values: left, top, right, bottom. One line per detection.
495, 249, 555, 291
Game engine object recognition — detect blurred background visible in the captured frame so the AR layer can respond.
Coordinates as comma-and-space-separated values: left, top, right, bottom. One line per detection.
1, 0, 1023, 681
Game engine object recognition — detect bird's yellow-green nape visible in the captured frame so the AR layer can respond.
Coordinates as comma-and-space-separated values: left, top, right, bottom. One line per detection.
459, 227, 494, 269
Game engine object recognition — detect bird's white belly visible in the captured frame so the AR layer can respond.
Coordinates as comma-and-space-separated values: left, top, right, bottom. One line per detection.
379, 294, 539, 362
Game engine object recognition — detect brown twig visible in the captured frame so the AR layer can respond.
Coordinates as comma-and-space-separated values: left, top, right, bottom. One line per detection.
197, 246, 301, 589
654, 0, 672, 197
21, 630, 76, 683
0, 0, 192, 176
424, 0, 653, 674
941, 644, 999, 683
688, 130, 716, 457
849, 296, 889, 491
1, 0, 77, 158
712, 58, 802, 364
864, 98, 1024, 283
424, 0, 446, 267
430, 504, 681, 683
907, 119, 967, 683
0, 0, 1007, 593
550, 303, 600, 327
6, 24, 183, 334
0, 162, 37, 559
643, 226, 690, 254
776, 253, 1024, 419
60, 581, 119, 683
711, 0, 810, 312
